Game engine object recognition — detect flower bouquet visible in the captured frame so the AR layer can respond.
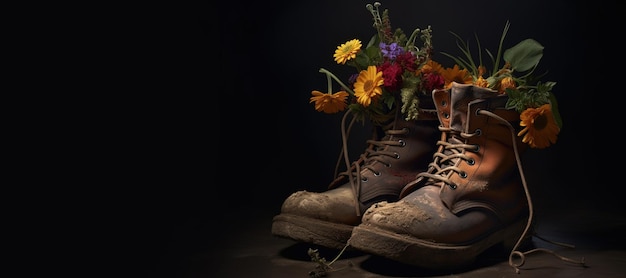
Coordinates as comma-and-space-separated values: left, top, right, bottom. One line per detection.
310, 2, 562, 148
441, 21, 562, 148
309, 2, 441, 126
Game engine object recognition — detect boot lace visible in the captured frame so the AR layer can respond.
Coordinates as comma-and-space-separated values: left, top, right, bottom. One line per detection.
412, 109, 586, 273
335, 109, 408, 216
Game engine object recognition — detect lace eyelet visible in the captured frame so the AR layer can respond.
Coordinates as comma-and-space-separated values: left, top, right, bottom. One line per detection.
459, 171, 468, 178
467, 158, 475, 165
474, 129, 482, 136
398, 139, 406, 147
394, 152, 400, 159
443, 112, 450, 119
373, 171, 381, 177
361, 177, 368, 182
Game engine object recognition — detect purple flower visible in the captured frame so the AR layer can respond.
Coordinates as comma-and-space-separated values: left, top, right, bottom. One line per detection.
380, 42, 404, 60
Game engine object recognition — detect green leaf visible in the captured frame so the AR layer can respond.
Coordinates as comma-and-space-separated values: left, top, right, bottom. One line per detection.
505, 88, 525, 112
366, 34, 378, 48
354, 52, 370, 69
538, 81, 556, 93
548, 92, 563, 129
503, 39, 544, 72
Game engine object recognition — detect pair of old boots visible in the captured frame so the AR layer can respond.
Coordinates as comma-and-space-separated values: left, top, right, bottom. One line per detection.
272, 82, 535, 270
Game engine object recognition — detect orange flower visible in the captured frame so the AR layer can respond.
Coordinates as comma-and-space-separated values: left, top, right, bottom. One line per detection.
477, 65, 487, 77
310, 90, 349, 114
442, 65, 473, 89
498, 76, 516, 94
353, 66, 384, 107
420, 60, 444, 75
517, 104, 560, 149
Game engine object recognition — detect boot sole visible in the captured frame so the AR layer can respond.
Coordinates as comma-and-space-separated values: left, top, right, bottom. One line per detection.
271, 213, 355, 250
349, 218, 528, 269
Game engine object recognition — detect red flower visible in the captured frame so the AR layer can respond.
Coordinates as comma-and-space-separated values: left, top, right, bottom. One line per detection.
395, 51, 417, 72
378, 62, 403, 91
422, 72, 445, 92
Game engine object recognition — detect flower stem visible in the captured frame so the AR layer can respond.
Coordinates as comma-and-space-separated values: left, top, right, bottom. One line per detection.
319, 68, 356, 95
328, 243, 350, 265
406, 28, 420, 51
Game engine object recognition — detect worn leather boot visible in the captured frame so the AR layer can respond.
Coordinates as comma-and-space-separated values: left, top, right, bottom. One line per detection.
271, 97, 440, 249
349, 82, 533, 268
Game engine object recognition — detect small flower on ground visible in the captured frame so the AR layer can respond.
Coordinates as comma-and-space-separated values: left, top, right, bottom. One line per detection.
517, 104, 560, 148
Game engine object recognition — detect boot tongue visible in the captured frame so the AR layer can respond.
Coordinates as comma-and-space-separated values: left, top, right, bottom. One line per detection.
443, 83, 501, 170
449, 83, 500, 133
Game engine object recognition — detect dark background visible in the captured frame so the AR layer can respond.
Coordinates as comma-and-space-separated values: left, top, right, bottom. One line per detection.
208, 0, 611, 210
121, 0, 621, 276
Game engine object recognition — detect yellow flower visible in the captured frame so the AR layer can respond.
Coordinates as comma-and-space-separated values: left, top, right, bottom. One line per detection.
517, 104, 560, 149
333, 39, 362, 65
310, 90, 349, 114
475, 76, 489, 88
442, 65, 473, 89
353, 65, 384, 107
473, 66, 489, 87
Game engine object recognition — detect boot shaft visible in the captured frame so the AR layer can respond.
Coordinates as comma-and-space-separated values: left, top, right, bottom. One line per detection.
329, 95, 440, 209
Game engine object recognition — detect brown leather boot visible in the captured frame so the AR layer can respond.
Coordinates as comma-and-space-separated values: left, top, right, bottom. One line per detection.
349, 82, 534, 268
271, 98, 440, 249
